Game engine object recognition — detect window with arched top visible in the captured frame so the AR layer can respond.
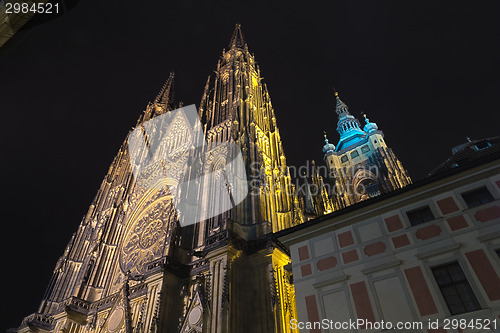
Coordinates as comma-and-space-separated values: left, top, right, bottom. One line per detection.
353, 169, 378, 202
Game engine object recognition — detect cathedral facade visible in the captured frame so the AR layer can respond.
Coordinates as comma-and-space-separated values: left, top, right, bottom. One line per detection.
17, 25, 301, 333
15, 26, 413, 333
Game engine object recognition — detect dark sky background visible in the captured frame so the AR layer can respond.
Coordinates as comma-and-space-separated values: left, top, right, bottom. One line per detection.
1, 0, 499, 329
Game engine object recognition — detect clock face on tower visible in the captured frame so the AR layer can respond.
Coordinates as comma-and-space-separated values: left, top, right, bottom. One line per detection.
119, 197, 176, 275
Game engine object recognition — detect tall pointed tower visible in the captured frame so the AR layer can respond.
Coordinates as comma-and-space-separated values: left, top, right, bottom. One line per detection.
322, 91, 412, 208
16, 26, 299, 333
197, 24, 302, 238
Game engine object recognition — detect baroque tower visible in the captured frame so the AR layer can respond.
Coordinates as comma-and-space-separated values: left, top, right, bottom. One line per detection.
320, 91, 412, 211
16, 25, 299, 333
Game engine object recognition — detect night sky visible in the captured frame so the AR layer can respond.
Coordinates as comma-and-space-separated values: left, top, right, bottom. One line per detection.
1, 0, 499, 329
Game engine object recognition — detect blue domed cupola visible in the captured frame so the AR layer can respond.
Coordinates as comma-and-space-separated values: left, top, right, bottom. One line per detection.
362, 113, 379, 133
334, 91, 366, 151
322, 133, 336, 155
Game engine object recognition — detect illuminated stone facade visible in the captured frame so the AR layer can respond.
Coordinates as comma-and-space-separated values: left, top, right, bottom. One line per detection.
15, 24, 417, 333
16, 25, 300, 333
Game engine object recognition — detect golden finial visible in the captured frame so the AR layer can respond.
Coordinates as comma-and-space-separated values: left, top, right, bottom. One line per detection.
333, 87, 338, 97
323, 131, 327, 138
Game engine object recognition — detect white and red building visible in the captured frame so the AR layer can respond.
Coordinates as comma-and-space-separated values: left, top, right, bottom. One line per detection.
279, 138, 500, 332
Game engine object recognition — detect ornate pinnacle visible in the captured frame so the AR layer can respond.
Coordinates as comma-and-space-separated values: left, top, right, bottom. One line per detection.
228, 23, 247, 49
155, 72, 175, 105
361, 112, 369, 122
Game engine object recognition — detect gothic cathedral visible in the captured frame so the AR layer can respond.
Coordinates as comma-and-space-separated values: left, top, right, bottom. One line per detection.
16, 25, 411, 333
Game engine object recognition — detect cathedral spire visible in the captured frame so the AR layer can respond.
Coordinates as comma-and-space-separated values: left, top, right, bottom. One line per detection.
155, 71, 175, 105
137, 71, 175, 124
199, 24, 301, 235
228, 23, 247, 49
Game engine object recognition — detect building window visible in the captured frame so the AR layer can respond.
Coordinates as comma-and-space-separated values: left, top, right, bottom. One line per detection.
461, 187, 494, 208
432, 262, 481, 315
361, 145, 370, 153
341, 155, 348, 163
406, 206, 435, 226
351, 150, 359, 159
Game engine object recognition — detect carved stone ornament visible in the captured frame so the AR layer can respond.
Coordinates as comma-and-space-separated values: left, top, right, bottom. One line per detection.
119, 198, 175, 275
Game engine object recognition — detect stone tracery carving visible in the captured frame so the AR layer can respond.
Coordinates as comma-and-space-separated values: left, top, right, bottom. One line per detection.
119, 198, 175, 275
